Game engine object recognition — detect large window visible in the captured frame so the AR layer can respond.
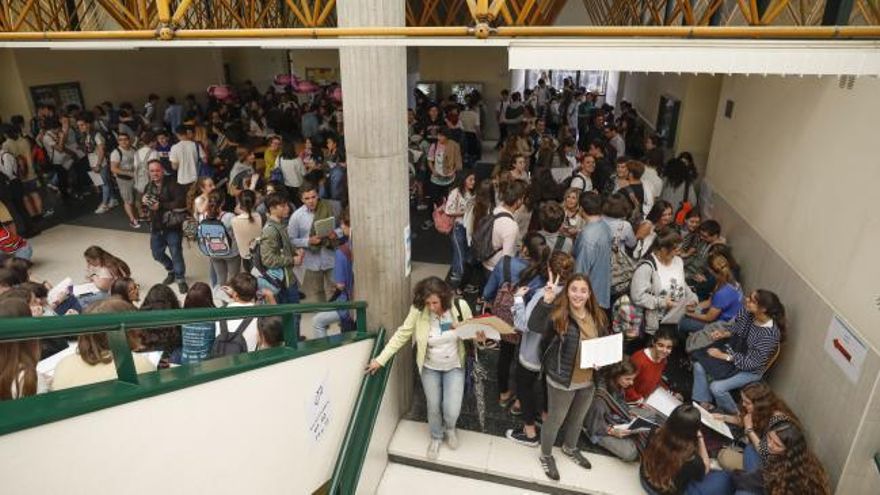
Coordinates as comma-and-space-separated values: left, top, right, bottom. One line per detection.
524, 69, 608, 94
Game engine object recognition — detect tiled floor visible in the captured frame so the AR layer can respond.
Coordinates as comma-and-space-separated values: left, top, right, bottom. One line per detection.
377, 462, 544, 495
387, 419, 643, 495
27, 224, 450, 340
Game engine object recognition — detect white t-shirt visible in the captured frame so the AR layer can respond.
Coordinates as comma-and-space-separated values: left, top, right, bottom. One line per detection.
110, 147, 136, 175
169, 140, 200, 185
135, 147, 158, 192
460, 109, 480, 133
0, 151, 17, 180
217, 301, 260, 352
654, 255, 687, 302
424, 310, 461, 371
84, 132, 107, 170
277, 156, 305, 188
570, 173, 593, 193
643, 166, 663, 201
444, 188, 474, 225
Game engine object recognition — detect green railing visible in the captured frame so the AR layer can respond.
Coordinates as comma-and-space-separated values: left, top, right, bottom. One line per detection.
0, 301, 371, 436
328, 326, 393, 495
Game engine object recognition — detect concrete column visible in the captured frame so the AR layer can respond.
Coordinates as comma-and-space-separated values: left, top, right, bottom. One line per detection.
337, 0, 412, 408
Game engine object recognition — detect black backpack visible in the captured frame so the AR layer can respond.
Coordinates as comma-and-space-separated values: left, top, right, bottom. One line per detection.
471, 212, 514, 263
210, 318, 254, 358
250, 224, 286, 289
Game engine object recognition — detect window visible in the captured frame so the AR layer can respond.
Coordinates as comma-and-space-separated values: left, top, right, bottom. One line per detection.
523, 69, 608, 94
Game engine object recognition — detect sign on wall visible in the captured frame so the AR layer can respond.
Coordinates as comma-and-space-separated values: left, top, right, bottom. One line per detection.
824, 314, 868, 384
29, 82, 84, 111
306, 374, 332, 442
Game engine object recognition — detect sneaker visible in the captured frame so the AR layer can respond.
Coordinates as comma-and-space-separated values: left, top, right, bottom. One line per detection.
162, 273, 175, 285
43, 209, 55, 218
540, 454, 560, 481
94, 204, 108, 214
130, 219, 141, 229
420, 219, 433, 231
505, 428, 539, 448
562, 446, 592, 469
107, 199, 119, 209
177, 280, 189, 294
445, 429, 459, 450
427, 439, 441, 460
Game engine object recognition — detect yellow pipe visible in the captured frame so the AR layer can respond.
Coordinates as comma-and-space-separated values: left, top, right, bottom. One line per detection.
156, 0, 171, 24
0, 25, 878, 41
171, 0, 194, 25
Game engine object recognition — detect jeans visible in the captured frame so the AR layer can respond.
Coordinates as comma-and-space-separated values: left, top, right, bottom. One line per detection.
13, 244, 33, 260
150, 229, 186, 280
210, 255, 241, 286
420, 366, 465, 440
100, 166, 112, 204
277, 279, 301, 337
312, 310, 340, 339
678, 315, 707, 336
641, 470, 734, 495
692, 361, 762, 414
596, 435, 639, 462
449, 223, 469, 288
77, 290, 108, 310
541, 383, 595, 456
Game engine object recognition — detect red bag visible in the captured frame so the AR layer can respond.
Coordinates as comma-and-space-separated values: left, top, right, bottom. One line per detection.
674, 180, 694, 225
432, 198, 454, 235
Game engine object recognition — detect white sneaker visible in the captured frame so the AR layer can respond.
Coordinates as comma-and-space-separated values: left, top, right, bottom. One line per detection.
106, 199, 119, 209
95, 204, 108, 214
427, 439, 441, 460
445, 429, 459, 450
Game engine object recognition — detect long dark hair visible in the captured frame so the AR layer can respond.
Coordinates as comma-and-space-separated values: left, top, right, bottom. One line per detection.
517, 232, 550, 289
0, 299, 39, 401
740, 382, 799, 434
454, 170, 476, 196
549, 273, 607, 336
238, 189, 257, 223
183, 282, 215, 309
642, 404, 701, 492
763, 422, 830, 495
754, 289, 787, 339
84, 246, 131, 279
470, 179, 495, 233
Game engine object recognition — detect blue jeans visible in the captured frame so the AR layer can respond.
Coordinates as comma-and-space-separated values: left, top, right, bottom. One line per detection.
13, 244, 33, 260
277, 279, 301, 338
692, 361, 762, 414
77, 290, 109, 310
420, 366, 465, 440
733, 445, 762, 495
100, 166, 113, 204
150, 229, 186, 280
641, 470, 733, 495
312, 310, 340, 339
449, 223, 469, 288
678, 315, 707, 335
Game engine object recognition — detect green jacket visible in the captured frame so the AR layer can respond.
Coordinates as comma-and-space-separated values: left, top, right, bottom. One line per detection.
260, 219, 295, 284
375, 301, 473, 371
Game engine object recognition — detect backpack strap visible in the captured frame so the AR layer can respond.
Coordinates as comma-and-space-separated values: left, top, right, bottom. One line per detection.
233, 318, 254, 335
553, 235, 566, 252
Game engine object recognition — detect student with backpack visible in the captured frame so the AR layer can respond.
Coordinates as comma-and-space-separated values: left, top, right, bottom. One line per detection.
536, 201, 573, 255
312, 209, 355, 339
482, 232, 550, 411
213, 273, 260, 355
197, 190, 240, 287
257, 192, 303, 308
474, 179, 527, 275
573, 193, 613, 313
76, 113, 117, 215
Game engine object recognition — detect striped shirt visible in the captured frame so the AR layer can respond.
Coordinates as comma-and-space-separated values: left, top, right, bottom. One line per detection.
727, 308, 780, 373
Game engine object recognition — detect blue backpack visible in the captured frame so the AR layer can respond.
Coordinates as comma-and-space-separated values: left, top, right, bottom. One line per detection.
196, 216, 233, 258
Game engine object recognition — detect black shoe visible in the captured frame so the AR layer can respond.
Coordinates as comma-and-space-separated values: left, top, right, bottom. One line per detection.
177, 280, 189, 294
162, 273, 175, 285
505, 428, 539, 448
562, 446, 592, 469
540, 455, 559, 481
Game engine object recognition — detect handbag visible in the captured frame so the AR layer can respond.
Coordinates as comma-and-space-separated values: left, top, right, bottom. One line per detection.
162, 208, 191, 230
433, 197, 454, 235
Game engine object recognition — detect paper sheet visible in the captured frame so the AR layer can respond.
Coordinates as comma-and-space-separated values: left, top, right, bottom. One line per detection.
37, 343, 77, 377
694, 402, 734, 439
137, 351, 164, 368
73, 282, 99, 297
313, 216, 335, 237
47, 277, 73, 305
613, 416, 659, 433
661, 300, 690, 324
454, 316, 515, 341
579, 332, 623, 369
87, 171, 104, 187
644, 387, 683, 417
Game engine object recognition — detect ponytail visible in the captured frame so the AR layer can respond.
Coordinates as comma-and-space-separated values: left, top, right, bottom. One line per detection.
518, 232, 550, 288
755, 289, 787, 340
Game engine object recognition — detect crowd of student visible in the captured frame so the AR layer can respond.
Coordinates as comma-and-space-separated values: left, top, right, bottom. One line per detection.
1, 77, 830, 493
369, 77, 830, 493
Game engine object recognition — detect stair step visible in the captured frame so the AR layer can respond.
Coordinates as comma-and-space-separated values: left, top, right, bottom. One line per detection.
388, 419, 643, 495
377, 462, 544, 495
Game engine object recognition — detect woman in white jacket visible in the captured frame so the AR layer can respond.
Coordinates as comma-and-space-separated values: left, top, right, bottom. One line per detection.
630, 227, 697, 336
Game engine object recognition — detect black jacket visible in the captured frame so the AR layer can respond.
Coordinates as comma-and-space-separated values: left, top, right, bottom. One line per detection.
528, 300, 607, 388
145, 176, 187, 231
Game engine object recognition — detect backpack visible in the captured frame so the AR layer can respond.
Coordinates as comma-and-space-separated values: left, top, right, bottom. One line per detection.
610, 241, 636, 297
505, 104, 524, 121
472, 212, 513, 263
432, 197, 454, 235
491, 256, 520, 344
611, 294, 643, 339
196, 216, 233, 258
210, 318, 254, 358
250, 224, 285, 289
552, 235, 567, 253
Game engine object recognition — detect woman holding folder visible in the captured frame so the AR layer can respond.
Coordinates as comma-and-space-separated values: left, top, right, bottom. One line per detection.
365, 277, 480, 461
527, 272, 607, 481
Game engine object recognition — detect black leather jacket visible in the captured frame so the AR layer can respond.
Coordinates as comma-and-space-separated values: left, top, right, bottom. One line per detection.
528, 300, 606, 388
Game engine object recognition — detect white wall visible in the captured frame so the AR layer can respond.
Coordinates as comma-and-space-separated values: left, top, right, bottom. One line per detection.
0, 340, 374, 495
706, 74, 880, 492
